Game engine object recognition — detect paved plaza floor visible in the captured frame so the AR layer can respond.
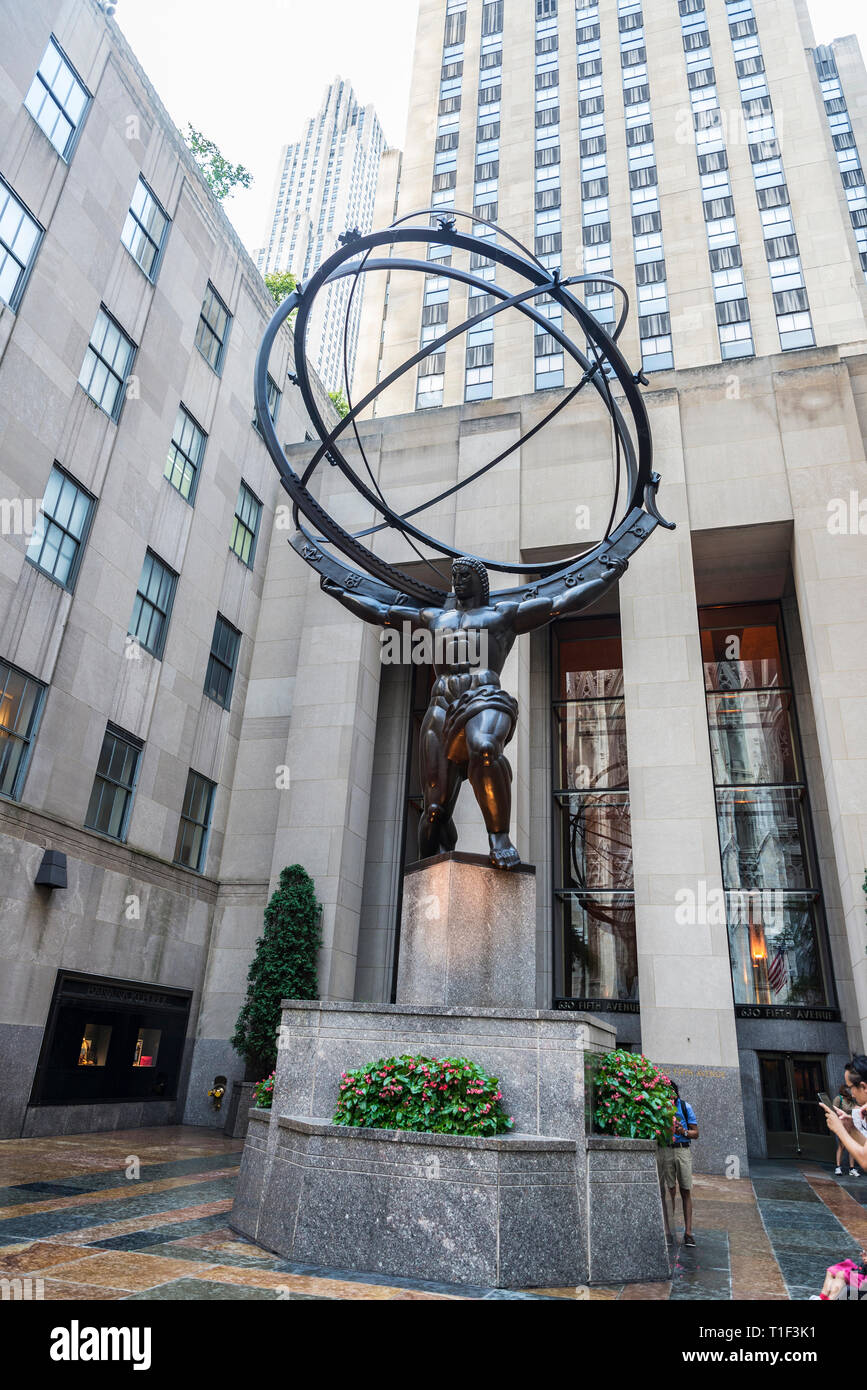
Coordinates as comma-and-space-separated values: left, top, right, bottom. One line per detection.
1, 1127, 865, 1300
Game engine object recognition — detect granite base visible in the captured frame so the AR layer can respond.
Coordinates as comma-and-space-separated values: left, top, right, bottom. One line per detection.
239, 1115, 586, 1288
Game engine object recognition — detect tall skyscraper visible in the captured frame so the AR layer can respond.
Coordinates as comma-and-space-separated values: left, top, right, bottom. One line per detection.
356, 0, 867, 413
258, 79, 386, 393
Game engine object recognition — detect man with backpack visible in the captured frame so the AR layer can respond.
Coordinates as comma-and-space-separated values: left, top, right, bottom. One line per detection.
658, 1081, 699, 1247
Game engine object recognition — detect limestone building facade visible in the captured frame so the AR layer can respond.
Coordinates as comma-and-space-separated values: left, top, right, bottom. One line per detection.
0, 0, 332, 1138
1, 0, 866, 1175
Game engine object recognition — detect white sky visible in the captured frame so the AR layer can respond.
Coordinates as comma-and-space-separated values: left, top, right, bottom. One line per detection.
116, 0, 866, 257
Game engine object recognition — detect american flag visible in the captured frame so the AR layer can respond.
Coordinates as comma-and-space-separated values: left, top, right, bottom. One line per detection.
767, 948, 788, 995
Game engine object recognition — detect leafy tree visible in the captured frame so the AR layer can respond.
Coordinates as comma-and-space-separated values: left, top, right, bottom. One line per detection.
231, 864, 321, 1078
264, 269, 298, 305
184, 124, 252, 202
329, 388, 350, 418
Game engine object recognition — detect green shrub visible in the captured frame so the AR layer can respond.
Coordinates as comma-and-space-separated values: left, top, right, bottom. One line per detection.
592, 1048, 677, 1142
332, 1055, 514, 1136
231, 864, 321, 1077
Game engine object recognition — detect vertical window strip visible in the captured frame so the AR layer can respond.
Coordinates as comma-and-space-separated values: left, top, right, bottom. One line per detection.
811, 45, 867, 286
418, 6, 467, 408
531, 4, 563, 390
678, 0, 754, 360
466, 3, 503, 401
724, 0, 815, 351
618, 0, 673, 372
575, 0, 614, 357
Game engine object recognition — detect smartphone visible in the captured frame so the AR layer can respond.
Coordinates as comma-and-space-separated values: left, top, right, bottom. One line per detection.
818, 1092, 834, 1109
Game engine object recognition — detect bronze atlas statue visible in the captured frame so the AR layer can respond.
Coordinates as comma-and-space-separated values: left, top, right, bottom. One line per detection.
253, 210, 672, 869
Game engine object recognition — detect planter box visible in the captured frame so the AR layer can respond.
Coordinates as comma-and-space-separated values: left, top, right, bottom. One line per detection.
234, 1114, 586, 1289
587, 1135, 670, 1283
223, 1081, 257, 1139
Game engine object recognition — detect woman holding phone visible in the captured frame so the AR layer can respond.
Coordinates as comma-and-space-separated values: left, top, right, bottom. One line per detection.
832, 1083, 861, 1176
818, 1056, 867, 1298
821, 1055, 867, 1165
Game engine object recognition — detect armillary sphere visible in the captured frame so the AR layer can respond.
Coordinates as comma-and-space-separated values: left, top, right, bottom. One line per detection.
253, 207, 674, 607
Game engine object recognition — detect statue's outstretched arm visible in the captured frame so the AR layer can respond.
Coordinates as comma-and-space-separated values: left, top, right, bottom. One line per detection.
320, 576, 429, 629
508, 556, 629, 633
550, 557, 627, 619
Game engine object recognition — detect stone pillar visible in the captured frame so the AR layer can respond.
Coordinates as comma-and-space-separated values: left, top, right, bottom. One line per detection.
267, 571, 383, 1002
396, 853, 537, 1009
619, 391, 747, 1173
778, 358, 867, 1052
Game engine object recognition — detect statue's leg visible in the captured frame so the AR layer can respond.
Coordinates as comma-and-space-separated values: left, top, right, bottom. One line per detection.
418, 706, 460, 858
465, 711, 520, 869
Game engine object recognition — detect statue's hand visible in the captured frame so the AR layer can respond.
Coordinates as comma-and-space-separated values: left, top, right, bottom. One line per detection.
320, 575, 343, 596
603, 554, 628, 578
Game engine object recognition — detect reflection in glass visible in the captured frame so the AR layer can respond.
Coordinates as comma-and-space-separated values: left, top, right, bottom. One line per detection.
557, 792, 632, 891
561, 893, 638, 1001
728, 898, 825, 1007
707, 690, 798, 786
716, 787, 811, 892
555, 699, 627, 791
553, 620, 636, 1003
701, 617, 785, 692
700, 604, 832, 1011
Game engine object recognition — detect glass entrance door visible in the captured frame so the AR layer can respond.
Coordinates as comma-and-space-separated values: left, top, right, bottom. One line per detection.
758, 1052, 834, 1160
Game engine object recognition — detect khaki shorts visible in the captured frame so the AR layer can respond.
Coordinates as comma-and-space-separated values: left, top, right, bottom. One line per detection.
658, 1145, 693, 1192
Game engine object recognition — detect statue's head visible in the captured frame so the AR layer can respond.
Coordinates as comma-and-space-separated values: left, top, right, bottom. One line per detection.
451, 556, 490, 606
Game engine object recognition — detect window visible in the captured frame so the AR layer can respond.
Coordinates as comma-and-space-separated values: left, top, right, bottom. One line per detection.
162, 405, 206, 504
253, 374, 281, 436
174, 769, 216, 873
27, 463, 95, 590
0, 177, 43, 310
78, 308, 135, 422
699, 605, 832, 1009
552, 619, 636, 1004
230, 482, 262, 567
85, 724, 142, 841
195, 282, 231, 373
205, 614, 241, 709
129, 550, 177, 659
0, 659, 46, 800
121, 176, 169, 281
24, 36, 90, 160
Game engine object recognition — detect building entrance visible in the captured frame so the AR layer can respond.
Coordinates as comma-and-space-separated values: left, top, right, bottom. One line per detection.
758, 1051, 834, 1160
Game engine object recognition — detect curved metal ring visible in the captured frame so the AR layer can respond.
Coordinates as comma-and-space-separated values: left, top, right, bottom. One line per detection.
254, 222, 672, 606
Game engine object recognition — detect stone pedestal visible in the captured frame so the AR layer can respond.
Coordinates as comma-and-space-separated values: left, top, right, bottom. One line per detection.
397, 853, 536, 1009
230, 858, 671, 1288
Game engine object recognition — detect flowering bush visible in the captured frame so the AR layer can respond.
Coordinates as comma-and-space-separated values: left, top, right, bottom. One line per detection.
252, 1073, 275, 1109
332, 1055, 514, 1136
592, 1048, 676, 1143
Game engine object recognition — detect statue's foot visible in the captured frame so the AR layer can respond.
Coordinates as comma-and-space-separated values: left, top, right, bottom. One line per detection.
488, 833, 520, 870
419, 805, 458, 858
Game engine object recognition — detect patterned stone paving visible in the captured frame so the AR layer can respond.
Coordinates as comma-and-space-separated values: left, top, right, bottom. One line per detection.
0, 1129, 862, 1300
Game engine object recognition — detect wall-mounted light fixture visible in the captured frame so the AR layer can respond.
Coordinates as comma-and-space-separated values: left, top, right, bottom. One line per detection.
35, 849, 67, 889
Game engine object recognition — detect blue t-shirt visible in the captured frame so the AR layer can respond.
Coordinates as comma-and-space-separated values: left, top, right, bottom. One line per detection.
673, 1099, 697, 1146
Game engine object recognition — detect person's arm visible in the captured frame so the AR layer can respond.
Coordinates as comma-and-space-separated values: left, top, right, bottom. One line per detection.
822, 1103, 867, 1163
